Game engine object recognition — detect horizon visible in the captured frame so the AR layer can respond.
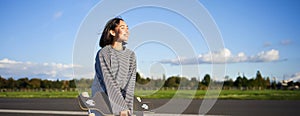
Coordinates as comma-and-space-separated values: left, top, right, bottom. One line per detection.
0, 69, 297, 83
0, 0, 300, 82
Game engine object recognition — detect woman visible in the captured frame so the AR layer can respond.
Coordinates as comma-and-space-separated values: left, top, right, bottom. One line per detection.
92, 17, 136, 116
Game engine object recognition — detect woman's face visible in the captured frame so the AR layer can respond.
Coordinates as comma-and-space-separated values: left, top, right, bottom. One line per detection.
115, 20, 129, 42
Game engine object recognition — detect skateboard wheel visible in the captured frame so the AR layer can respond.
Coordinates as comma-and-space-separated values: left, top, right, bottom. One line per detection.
88, 113, 95, 116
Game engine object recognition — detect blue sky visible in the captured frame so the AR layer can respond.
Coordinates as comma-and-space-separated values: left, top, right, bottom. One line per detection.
0, 0, 299, 81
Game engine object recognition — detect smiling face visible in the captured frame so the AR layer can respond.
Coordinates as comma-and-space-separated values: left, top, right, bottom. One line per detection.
110, 20, 129, 42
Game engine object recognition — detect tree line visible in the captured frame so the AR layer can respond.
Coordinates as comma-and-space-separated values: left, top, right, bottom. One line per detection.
1, 70, 299, 91
136, 70, 300, 90
0, 76, 77, 91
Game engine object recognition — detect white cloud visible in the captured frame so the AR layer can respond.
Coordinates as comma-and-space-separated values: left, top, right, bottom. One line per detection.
53, 11, 63, 20
0, 58, 86, 80
249, 49, 279, 62
280, 39, 292, 46
160, 48, 282, 65
289, 72, 300, 82
0, 58, 21, 64
263, 42, 272, 47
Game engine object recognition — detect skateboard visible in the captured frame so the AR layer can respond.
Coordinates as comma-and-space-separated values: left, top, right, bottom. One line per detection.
78, 92, 152, 116
78, 92, 114, 116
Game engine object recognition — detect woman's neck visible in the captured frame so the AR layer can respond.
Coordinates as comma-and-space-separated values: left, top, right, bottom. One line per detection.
112, 41, 123, 51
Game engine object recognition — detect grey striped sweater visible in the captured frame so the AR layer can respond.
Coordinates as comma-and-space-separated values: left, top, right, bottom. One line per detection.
92, 45, 136, 115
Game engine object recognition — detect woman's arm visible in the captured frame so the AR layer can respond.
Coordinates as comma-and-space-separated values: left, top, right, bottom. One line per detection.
123, 52, 137, 113
98, 50, 129, 114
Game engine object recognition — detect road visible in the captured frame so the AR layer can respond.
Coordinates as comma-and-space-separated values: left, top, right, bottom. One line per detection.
0, 98, 300, 116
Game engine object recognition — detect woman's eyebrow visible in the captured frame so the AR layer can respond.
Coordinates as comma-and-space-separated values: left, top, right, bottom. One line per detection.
119, 25, 129, 28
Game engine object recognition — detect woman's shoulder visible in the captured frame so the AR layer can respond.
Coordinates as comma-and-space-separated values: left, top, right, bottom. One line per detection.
99, 45, 111, 54
96, 46, 112, 59
123, 48, 134, 54
124, 48, 136, 58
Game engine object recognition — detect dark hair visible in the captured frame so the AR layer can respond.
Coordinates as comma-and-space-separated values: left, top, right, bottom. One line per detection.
99, 17, 124, 48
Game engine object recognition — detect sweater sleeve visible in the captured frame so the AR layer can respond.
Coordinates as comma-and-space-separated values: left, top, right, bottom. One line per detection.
98, 49, 129, 114
123, 52, 137, 113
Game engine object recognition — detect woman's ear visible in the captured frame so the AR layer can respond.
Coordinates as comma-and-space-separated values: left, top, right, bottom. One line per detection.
109, 30, 116, 36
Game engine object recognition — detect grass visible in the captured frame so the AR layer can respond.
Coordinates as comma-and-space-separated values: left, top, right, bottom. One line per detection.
135, 89, 300, 100
218, 90, 300, 100
1, 90, 300, 100
0, 91, 78, 98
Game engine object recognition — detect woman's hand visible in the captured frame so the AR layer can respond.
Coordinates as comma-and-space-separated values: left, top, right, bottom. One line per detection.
119, 110, 130, 116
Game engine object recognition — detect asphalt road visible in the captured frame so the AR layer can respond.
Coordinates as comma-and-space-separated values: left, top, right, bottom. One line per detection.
0, 98, 300, 116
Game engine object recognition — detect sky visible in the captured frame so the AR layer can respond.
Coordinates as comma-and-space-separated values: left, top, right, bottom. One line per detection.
0, 0, 300, 82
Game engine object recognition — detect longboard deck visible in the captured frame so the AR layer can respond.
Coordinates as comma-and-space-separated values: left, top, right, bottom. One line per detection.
78, 92, 114, 116
78, 92, 153, 116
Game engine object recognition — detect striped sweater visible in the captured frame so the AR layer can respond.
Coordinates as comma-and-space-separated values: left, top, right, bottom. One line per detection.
92, 45, 136, 115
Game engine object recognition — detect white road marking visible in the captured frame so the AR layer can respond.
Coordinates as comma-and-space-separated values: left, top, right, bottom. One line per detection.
0, 109, 87, 115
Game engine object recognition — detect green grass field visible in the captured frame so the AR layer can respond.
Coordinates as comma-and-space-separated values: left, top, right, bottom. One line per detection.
135, 90, 300, 100
0, 91, 78, 98
1, 90, 300, 100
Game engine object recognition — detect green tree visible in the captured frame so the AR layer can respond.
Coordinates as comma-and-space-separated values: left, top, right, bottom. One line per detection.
241, 76, 248, 88
202, 74, 211, 86
69, 79, 76, 88
17, 77, 30, 89
0, 76, 7, 88
265, 77, 271, 89
247, 78, 255, 90
255, 70, 265, 89
29, 78, 41, 89
180, 77, 189, 87
154, 79, 164, 88
223, 76, 234, 89
7, 77, 16, 89
136, 72, 141, 82
53, 79, 62, 89
136, 72, 150, 85
234, 76, 243, 89
164, 76, 180, 88
40, 80, 52, 89
271, 77, 277, 89
188, 77, 198, 89
61, 80, 69, 89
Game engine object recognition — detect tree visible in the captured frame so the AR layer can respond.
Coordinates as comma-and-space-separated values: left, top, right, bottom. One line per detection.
0, 76, 7, 88
234, 76, 242, 89
7, 77, 16, 89
69, 79, 76, 88
164, 76, 180, 88
154, 79, 164, 89
247, 78, 255, 89
29, 78, 41, 89
188, 77, 198, 89
270, 77, 277, 89
40, 80, 51, 89
241, 76, 248, 88
287, 81, 294, 87
255, 70, 265, 90
265, 77, 271, 89
202, 74, 211, 87
136, 72, 150, 85
180, 77, 189, 87
223, 76, 234, 90
53, 79, 62, 89
17, 77, 30, 89
61, 80, 69, 89
136, 72, 141, 82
